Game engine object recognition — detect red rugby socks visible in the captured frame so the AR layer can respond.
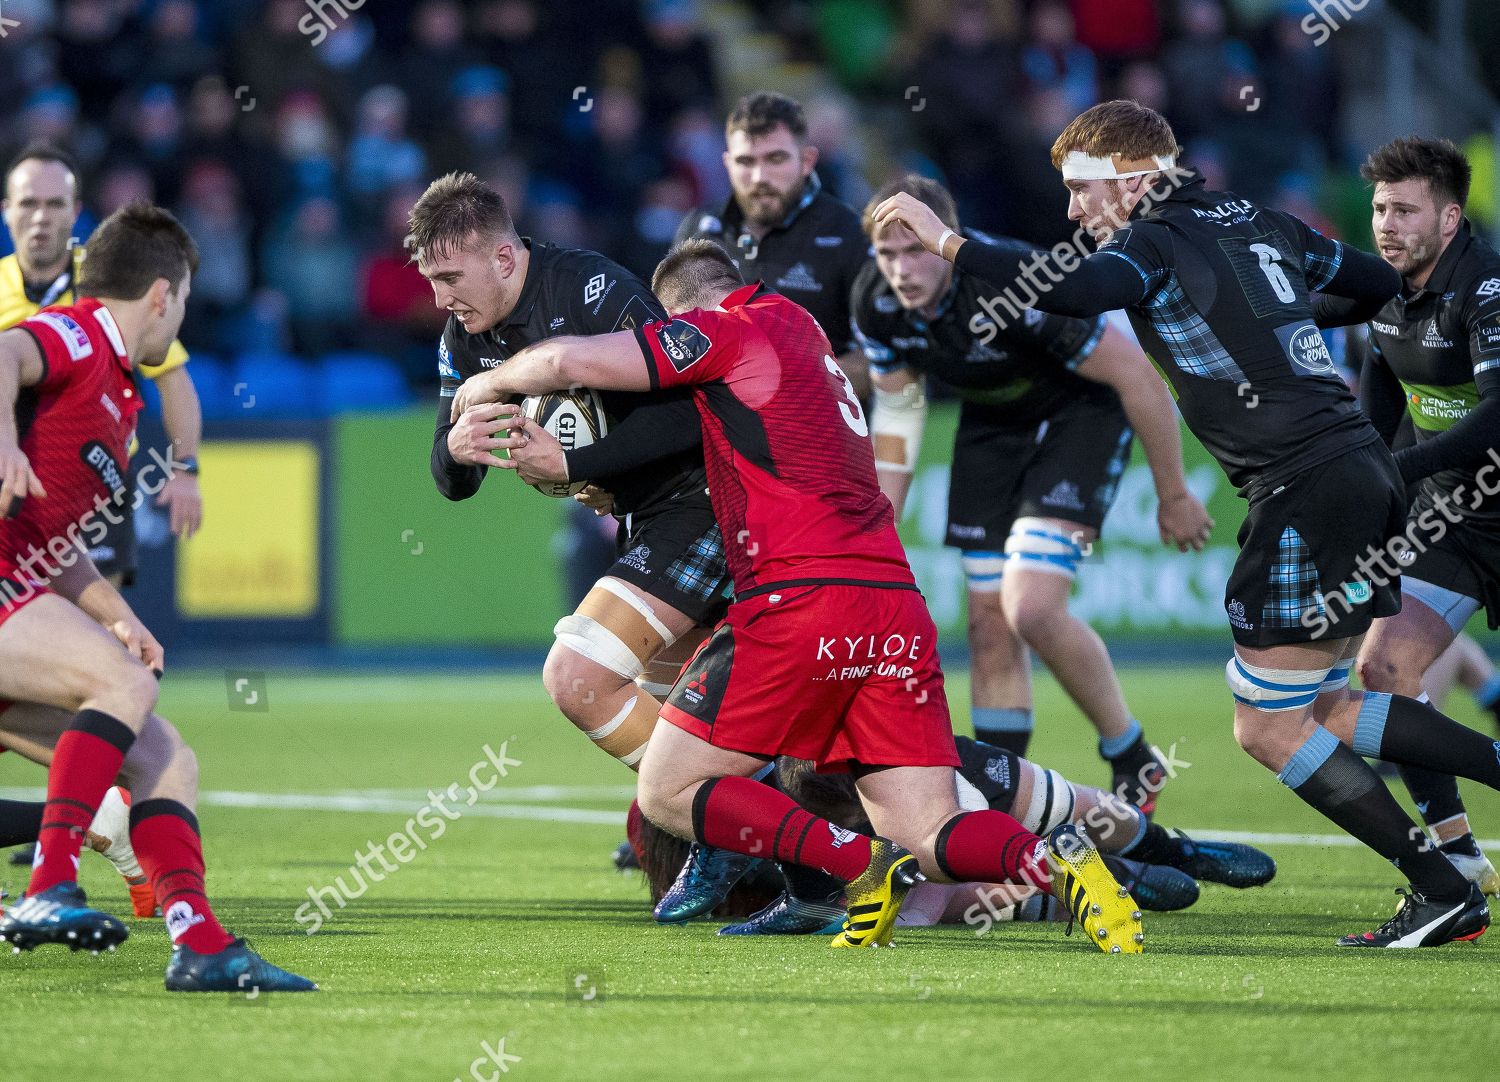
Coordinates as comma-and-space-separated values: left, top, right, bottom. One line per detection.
691, 775, 875, 881
29, 710, 134, 896
130, 799, 234, 954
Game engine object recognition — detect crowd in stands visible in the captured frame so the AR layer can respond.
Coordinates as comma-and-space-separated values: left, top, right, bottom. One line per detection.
0, 0, 1422, 395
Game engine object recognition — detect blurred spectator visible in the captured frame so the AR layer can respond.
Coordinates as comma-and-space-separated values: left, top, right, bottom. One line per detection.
231, 0, 326, 118
267, 90, 342, 210
1022, 1, 1098, 115
908, 0, 1025, 233
1068, 0, 1161, 67
53, 0, 142, 122
566, 86, 665, 253
346, 85, 427, 210
1260, 7, 1339, 162
359, 184, 447, 381
261, 196, 361, 355
1162, 0, 1256, 143
399, 0, 484, 130
637, 0, 720, 127
428, 68, 514, 178
141, 0, 221, 92
665, 106, 730, 209
107, 84, 186, 206
1117, 59, 1171, 114
93, 161, 156, 217
472, 0, 574, 150
174, 160, 253, 351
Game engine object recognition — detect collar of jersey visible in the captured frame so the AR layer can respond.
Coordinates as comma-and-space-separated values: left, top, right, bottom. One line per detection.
721, 171, 823, 239
719, 282, 767, 310
1133, 167, 1207, 221
1408, 218, 1473, 300
498, 237, 541, 327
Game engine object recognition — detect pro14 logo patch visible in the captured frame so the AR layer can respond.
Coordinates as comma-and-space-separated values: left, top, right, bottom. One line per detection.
656, 320, 713, 372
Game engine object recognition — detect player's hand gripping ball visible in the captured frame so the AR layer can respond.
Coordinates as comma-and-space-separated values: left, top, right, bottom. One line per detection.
515, 390, 608, 498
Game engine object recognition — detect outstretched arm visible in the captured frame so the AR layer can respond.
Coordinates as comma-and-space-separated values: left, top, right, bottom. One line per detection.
450, 331, 651, 417
868, 192, 1148, 318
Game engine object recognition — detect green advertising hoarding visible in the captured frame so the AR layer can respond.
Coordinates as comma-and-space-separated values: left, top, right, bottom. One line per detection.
334, 409, 571, 645
894, 403, 1248, 648
332, 404, 1248, 649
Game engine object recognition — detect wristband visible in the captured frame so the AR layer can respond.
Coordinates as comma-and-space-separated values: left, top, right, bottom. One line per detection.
936, 228, 955, 259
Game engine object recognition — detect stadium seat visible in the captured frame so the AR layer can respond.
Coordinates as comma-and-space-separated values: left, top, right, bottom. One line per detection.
317, 351, 413, 413
229, 351, 321, 419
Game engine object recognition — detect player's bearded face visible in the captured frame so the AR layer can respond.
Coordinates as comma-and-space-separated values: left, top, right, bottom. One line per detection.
874, 222, 953, 313
726, 128, 812, 228
1372, 179, 1448, 279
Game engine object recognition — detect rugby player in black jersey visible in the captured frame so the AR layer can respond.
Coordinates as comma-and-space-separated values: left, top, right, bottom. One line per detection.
875, 100, 1500, 947
852, 174, 1212, 815
676, 93, 870, 393
413, 174, 766, 920
1354, 137, 1500, 897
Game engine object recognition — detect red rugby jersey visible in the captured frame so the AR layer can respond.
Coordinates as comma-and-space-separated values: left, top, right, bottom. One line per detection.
2, 298, 142, 578
635, 283, 912, 594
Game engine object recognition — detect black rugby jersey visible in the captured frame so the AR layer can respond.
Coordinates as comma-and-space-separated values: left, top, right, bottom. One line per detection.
953, 169, 1401, 498
430, 240, 706, 515
850, 228, 1115, 427
676, 172, 868, 355
1361, 219, 1500, 521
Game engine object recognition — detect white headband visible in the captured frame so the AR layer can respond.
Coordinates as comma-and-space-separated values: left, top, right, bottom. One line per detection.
1060, 151, 1176, 181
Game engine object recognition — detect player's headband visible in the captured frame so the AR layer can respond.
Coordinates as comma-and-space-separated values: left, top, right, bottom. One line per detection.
1059, 151, 1176, 181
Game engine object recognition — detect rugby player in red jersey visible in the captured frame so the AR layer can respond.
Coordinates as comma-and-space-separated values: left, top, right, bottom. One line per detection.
450, 239, 1143, 951
0, 204, 313, 990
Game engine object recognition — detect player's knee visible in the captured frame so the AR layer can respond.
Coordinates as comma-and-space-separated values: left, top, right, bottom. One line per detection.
636, 779, 689, 838
102, 657, 160, 725
543, 640, 630, 722
1003, 590, 1063, 645
1354, 647, 1399, 693
966, 596, 1019, 660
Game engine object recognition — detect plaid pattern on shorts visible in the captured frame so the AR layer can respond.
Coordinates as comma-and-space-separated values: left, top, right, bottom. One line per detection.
1262, 526, 1321, 628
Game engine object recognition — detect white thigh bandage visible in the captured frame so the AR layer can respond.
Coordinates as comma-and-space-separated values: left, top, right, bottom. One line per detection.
1004, 517, 1086, 579
1319, 658, 1353, 694
1225, 655, 1329, 712
554, 614, 645, 681
1017, 760, 1075, 834
954, 771, 989, 812
961, 552, 1005, 594
597, 577, 679, 647
871, 381, 928, 473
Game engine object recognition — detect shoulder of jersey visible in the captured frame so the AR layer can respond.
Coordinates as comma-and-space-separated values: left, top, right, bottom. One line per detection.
684, 208, 725, 237
1459, 235, 1500, 305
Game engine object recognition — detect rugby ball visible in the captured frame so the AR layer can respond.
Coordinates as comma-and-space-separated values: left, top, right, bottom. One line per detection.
519, 389, 608, 498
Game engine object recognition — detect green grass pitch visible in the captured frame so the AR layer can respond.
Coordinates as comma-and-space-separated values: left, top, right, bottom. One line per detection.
2, 666, 1498, 1081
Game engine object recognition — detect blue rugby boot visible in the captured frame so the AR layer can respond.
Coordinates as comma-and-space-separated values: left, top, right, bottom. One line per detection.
0, 883, 128, 954
718, 890, 846, 935
164, 937, 317, 992
653, 843, 761, 923
1162, 829, 1276, 888
1102, 855, 1199, 912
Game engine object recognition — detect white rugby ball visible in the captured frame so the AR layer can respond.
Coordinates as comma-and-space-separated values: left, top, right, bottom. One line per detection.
518, 389, 608, 498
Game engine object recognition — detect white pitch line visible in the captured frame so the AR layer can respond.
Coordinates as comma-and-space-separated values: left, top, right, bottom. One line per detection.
1, 786, 1497, 846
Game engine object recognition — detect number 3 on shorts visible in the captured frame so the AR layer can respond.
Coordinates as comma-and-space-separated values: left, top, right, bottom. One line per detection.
825, 355, 868, 436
